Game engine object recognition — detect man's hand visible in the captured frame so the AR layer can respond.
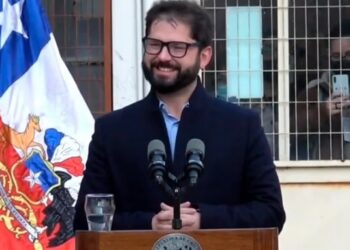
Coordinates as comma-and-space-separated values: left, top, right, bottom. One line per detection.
152, 201, 200, 230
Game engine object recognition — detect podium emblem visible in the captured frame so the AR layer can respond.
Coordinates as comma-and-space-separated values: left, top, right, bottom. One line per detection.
152, 233, 201, 250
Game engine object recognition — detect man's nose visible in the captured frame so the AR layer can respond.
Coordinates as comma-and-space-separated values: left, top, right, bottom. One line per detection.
157, 45, 172, 60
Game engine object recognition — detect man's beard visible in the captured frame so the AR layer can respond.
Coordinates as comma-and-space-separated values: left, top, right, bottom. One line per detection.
142, 57, 200, 94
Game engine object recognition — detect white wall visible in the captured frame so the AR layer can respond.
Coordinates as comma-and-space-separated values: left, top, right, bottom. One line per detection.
112, 0, 157, 109
279, 183, 350, 250
112, 0, 143, 109
277, 165, 350, 250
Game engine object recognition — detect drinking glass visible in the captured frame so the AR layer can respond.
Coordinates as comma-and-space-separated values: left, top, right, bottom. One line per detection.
84, 193, 115, 231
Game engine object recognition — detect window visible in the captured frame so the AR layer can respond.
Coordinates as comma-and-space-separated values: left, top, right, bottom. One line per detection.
201, 0, 350, 163
42, 0, 112, 118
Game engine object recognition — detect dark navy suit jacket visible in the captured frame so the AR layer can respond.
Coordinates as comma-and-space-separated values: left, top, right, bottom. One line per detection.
74, 82, 286, 231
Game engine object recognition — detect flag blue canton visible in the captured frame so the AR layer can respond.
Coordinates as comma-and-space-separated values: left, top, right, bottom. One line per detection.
0, 0, 52, 97
25, 151, 60, 192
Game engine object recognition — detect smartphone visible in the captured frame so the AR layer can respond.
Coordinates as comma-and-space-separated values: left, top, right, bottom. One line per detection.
332, 74, 349, 96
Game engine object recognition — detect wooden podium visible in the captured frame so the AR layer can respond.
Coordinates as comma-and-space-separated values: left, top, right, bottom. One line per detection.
76, 228, 278, 250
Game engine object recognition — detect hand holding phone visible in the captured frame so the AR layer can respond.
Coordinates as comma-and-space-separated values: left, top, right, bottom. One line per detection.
332, 74, 349, 96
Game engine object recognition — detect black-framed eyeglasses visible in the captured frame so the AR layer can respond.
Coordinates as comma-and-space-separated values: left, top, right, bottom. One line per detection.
142, 37, 199, 58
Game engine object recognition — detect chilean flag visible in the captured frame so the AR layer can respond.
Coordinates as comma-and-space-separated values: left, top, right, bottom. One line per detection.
0, 0, 94, 249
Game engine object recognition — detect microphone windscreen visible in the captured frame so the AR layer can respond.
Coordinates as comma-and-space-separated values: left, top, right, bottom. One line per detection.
147, 139, 166, 159
186, 138, 205, 156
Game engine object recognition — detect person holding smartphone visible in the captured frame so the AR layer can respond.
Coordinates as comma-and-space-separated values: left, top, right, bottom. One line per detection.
291, 20, 350, 160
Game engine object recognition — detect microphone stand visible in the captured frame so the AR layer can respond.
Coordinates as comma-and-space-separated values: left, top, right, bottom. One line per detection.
157, 174, 188, 230
149, 138, 204, 230
172, 187, 182, 229
153, 171, 198, 230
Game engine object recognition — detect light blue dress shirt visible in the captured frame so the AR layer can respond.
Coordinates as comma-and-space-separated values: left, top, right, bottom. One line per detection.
159, 101, 189, 160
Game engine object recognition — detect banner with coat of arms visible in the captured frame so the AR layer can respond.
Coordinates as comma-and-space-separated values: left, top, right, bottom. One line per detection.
0, 0, 94, 249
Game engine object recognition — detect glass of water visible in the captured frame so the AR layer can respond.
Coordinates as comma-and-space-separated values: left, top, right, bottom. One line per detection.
84, 193, 115, 231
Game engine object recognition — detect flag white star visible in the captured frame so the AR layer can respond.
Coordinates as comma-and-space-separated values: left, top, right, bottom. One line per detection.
0, 0, 28, 49
24, 169, 42, 189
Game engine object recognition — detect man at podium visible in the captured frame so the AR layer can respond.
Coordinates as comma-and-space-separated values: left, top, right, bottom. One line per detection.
74, 0, 285, 233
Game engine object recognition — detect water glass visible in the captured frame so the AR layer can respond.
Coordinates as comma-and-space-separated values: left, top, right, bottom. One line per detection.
84, 193, 115, 231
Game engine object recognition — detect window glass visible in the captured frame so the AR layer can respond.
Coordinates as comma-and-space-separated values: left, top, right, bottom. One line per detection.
201, 0, 279, 160
42, 0, 111, 118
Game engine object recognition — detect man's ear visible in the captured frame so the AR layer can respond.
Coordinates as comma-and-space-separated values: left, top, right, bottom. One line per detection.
199, 46, 213, 69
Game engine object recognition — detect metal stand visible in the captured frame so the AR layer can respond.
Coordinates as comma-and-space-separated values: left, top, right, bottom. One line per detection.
157, 173, 189, 230
172, 188, 182, 229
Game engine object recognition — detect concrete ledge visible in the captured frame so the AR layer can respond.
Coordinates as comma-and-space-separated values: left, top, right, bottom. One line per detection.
276, 161, 350, 183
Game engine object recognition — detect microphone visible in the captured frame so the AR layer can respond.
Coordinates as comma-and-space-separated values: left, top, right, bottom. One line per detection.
185, 138, 205, 186
147, 139, 167, 185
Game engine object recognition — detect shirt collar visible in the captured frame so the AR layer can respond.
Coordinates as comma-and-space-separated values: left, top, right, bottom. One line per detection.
159, 100, 189, 118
